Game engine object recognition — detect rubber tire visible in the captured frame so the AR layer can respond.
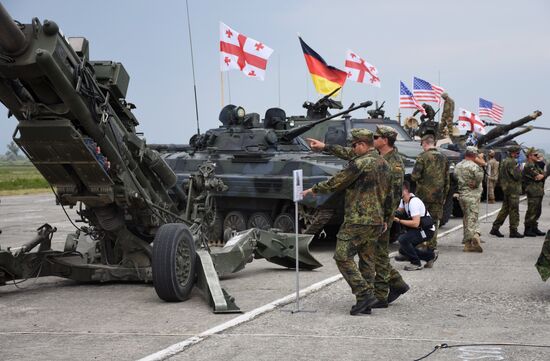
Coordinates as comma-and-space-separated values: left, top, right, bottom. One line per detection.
152, 223, 197, 302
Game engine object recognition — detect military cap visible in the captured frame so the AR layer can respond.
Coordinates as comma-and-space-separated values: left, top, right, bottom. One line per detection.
351, 128, 373, 143
465, 146, 479, 155
375, 125, 398, 140
507, 145, 521, 153
526, 147, 538, 156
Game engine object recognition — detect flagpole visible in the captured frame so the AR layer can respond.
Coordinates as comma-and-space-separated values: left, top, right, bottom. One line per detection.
220, 72, 224, 107
278, 53, 281, 107
185, 0, 200, 134
227, 72, 232, 104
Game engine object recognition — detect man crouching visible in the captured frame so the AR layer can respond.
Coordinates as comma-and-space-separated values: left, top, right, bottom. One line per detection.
303, 129, 392, 315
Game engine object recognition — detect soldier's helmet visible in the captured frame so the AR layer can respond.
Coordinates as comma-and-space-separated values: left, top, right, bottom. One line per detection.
507, 145, 521, 154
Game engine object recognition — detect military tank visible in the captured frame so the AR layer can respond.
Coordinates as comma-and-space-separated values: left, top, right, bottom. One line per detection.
155, 100, 373, 243
287, 100, 462, 227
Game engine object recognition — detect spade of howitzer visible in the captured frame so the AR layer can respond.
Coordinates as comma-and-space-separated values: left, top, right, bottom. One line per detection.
0, 4, 323, 313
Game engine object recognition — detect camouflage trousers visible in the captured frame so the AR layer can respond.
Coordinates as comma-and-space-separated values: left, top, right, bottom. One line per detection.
535, 231, 550, 281
493, 193, 520, 231
487, 180, 497, 201
334, 224, 384, 299
524, 196, 543, 228
424, 202, 442, 249
459, 194, 481, 244
374, 219, 406, 301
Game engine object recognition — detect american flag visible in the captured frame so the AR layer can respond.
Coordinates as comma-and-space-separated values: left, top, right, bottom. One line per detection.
412, 77, 445, 103
479, 98, 504, 123
399, 81, 426, 115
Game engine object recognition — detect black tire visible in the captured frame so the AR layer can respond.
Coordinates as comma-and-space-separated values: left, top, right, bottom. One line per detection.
152, 223, 197, 302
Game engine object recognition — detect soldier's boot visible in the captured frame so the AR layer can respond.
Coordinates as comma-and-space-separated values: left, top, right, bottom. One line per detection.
387, 282, 410, 304
534, 227, 546, 236
472, 235, 483, 252
490, 227, 504, 238
350, 292, 378, 316
510, 229, 524, 238
463, 239, 483, 252
524, 227, 537, 237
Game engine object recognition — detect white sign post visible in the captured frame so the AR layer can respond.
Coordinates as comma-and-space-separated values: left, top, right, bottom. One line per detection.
292, 169, 303, 312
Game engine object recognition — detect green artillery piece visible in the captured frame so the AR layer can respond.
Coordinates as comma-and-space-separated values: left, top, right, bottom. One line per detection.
0, 4, 321, 313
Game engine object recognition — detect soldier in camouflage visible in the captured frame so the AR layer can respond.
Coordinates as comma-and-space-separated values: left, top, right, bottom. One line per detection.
438, 93, 455, 139
487, 150, 499, 204
411, 134, 450, 250
304, 129, 392, 315
522, 148, 546, 237
535, 232, 550, 282
371, 125, 410, 308
490, 145, 524, 238
455, 146, 484, 252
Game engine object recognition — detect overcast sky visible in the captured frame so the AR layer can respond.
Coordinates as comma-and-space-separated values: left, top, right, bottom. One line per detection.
2, 0, 549, 152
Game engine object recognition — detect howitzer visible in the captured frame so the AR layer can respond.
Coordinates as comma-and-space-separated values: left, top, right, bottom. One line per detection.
476, 111, 542, 147
483, 126, 533, 149
0, 4, 321, 313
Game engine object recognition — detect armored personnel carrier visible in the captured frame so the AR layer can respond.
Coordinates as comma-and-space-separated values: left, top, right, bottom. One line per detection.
157, 101, 373, 243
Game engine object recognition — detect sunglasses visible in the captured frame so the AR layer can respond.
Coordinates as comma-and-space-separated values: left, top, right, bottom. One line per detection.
373, 135, 381, 139
351, 142, 363, 148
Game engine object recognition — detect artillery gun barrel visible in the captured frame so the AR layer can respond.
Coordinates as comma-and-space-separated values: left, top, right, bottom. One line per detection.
0, 3, 27, 54
483, 126, 533, 149
477, 111, 542, 147
281, 100, 373, 142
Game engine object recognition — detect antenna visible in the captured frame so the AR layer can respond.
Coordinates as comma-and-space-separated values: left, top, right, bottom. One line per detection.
185, 0, 200, 135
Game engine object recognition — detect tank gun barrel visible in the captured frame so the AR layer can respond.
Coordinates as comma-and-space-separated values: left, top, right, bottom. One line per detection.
477, 111, 542, 147
483, 126, 533, 149
0, 3, 27, 54
281, 100, 373, 142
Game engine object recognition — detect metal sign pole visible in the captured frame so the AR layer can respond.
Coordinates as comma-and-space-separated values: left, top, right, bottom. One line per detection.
294, 200, 300, 312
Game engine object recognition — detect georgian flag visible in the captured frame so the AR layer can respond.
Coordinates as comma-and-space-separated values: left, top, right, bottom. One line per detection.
344, 50, 381, 87
219, 22, 274, 81
458, 108, 486, 135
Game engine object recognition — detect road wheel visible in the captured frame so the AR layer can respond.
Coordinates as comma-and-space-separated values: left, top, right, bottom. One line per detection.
223, 211, 247, 232
273, 213, 295, 233
152, 223, 196, 302
204, 211, 223, 245
247, 212, 273, 230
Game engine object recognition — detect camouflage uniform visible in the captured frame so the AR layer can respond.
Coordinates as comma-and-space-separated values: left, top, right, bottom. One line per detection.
411, 145, 450, 249
535, 231, 550, 282
439, 93, 455, 139
314, 129, 392, 299
492, 152, 522, 232
523, 161, 545, 231
487, 157, 499, 202
455, 155, 484, 245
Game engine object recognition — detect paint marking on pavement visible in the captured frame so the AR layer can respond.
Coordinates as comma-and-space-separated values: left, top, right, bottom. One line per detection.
137, 274, 343, 361
139, 194, 536, 360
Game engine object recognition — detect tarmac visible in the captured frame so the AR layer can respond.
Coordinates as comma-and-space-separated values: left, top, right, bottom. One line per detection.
1, 193, 550, 360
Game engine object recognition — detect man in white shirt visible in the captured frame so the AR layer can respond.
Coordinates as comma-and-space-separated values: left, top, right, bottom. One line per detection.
394, 181, 438, 271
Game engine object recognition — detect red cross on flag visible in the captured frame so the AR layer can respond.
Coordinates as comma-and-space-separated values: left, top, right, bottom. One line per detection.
458, 108, 486, 135
219, 22, 274, 81
344, 50, 381, 87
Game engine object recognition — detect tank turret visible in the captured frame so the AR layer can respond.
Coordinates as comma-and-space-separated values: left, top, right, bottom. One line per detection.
477, 111, 542, 147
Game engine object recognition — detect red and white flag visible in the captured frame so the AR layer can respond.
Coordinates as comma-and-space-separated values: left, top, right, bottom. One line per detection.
219, 22, 273, 81
458, 108, 486, 134
344, 50, 381, 87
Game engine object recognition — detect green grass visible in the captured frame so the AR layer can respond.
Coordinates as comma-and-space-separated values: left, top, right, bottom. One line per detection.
0, 161, 49, 192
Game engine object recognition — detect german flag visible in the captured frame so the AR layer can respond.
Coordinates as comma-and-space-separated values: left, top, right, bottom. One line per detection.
299, 37, 347, 96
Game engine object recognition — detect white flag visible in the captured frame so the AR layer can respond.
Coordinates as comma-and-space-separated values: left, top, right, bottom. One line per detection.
344, 50, 381, 87
219, 22, 274, 81
459, 108, 486, 135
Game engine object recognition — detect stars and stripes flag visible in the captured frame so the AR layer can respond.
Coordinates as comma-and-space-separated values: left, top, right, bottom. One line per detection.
344, 50, 381, 87
412, 77, 445, 103
400, 81, 426, 115
219, 22, 274, 81
479, 98, 504, 123
458, 108, 486, 134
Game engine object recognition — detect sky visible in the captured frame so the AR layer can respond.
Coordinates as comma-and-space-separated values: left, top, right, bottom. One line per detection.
1, 0, 550, 152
